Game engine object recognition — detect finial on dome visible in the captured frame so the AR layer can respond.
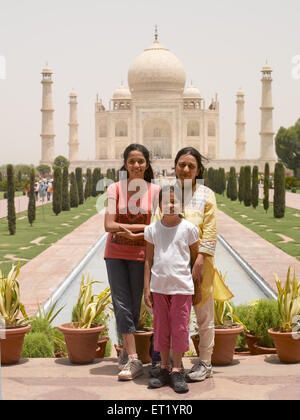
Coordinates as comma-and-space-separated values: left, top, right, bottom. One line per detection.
154, 25, 158, 42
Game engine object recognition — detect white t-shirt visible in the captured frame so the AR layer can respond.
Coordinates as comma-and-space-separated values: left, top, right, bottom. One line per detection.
144, 218, 199, 295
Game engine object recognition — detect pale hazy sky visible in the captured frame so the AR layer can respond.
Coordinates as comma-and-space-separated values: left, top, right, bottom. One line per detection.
0, 0, 300, 165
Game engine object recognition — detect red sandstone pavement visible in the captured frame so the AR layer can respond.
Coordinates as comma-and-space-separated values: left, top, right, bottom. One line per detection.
2, 201, 300, 400
259, 187, 300, 211
2, 355, 300, 400
0, 195, 52, 219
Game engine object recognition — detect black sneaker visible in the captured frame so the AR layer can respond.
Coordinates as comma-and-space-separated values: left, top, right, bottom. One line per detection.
149, 360, 161, 377
148, 368, 170, 389
170, 371, 189, 394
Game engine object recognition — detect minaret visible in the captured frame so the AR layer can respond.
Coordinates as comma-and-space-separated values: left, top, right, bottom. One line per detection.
68, 90, 79, 162
260, 64, 276, 160
235, 89, 246, 159
40, 65, 55, 164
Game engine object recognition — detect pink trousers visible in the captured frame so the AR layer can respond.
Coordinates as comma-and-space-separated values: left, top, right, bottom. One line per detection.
152, 292, 192, 354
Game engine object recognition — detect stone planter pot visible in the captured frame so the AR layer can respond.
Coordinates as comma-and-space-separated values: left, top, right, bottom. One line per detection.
212, 325, 244, 365
134, 329, 153, 364
268, 328, 300, 363
95, 337, 109, 359
58, 322, 105, 364
252, 342, 277, 355
245, 332, 259, 355
0, 324, 31, 365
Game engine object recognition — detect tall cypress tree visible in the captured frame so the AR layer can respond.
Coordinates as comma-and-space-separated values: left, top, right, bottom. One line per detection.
52, 166, 62, 216
92, 168, 101, 197
84, 168, 92, 200
238, 166, 245, 203
62, 166, 70, 211
229, 167, 237, 201
263, 162, 270, 213
76, 167, 84, 204
251, 166, 259, 209
207, 167, 214, 190
28, 168, 36, 226
244, 166, 252, 207
7, 164, 16, 235
17, 170, 22, 184
70, 172, 79, 208
273, 162, 285, 218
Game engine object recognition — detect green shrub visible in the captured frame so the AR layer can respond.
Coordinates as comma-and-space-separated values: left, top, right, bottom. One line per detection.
62, 166, 70, 211
285, 176, 297, 189
291, 187, 297, 193
252, 299, 281, 348
234, 303, 257, 349
22, 332, 55, 358
251, 166, 259, 209
30, 318, 54, 343
27, 168, 36, 226
75, 167, 84, 205
52, 166, 62, 216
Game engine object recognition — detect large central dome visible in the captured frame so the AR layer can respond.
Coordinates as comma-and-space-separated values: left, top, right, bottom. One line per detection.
128, 38, 186, 95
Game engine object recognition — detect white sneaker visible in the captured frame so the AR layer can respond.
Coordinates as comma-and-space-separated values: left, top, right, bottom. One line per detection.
118, 358, 144, 381
185, 361, 213, 382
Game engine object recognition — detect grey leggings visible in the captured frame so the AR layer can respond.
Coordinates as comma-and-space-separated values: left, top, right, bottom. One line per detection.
105, 258, 144, 335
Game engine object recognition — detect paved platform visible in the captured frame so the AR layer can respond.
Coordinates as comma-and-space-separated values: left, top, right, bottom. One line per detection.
0, 195, 52, 219
259, 187, 300, 211
2, 354, 300, 400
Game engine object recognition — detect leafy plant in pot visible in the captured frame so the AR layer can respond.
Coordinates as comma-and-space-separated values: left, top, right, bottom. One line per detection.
268, 268, 300, 363
0, 262, 31, 364
191, 270, 245, 365
133, 298, 153, 364
58, 274, 112, 364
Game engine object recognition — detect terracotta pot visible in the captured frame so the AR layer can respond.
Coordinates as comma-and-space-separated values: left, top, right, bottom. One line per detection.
245, 333, 259, 355
95, 337, 109, 358
252, 342, 277, 355
58, 322, 105, 364
134, 329, 153, 364
212, 325, 244, 365
0, 324, 31, 365
268, 328, 300, 363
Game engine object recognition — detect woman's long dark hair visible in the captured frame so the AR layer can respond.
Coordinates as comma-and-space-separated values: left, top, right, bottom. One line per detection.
120, 143, 154, 183
174, 147, 207, 180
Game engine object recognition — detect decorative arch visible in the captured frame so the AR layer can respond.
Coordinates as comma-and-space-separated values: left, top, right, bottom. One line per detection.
187, 120, 200, 136
143, 118, 172, 159
208, 121, 216, 137
115, 120, 128, 137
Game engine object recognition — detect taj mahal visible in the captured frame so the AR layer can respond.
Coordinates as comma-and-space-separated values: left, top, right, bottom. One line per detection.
40, 29, 277, 173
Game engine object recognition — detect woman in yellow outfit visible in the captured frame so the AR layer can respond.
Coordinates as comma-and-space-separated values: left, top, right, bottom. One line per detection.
153, 146, 219, 382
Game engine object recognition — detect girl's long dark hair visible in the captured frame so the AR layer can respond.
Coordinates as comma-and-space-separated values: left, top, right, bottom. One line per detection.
174, 147, 207, 179
120, 143, 154, 183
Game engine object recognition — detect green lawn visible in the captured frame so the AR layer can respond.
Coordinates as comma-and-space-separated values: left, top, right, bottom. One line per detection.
0, 196, 102, 276
216, 194, 300, 262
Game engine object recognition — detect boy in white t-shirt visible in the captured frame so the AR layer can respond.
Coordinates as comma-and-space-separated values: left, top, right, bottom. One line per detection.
144, 185, 200, 394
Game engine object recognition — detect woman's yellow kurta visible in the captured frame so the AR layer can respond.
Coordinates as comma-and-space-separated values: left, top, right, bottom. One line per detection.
152, 183, 232, 307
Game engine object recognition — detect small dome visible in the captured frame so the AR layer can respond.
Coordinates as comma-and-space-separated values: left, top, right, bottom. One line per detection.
113, 83, 131, 99
236, 89, 244, 96
262, 64, 272, 72
183, 83, 201, 98
42, 65, 52, 74
69, 89, 77, 97
128, 39, 186, 95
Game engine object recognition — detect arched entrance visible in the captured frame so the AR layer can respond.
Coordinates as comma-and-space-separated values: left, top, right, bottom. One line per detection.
143, 118, 172, 159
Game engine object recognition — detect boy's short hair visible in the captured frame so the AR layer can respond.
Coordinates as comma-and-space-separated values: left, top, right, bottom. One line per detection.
158, 185, 182, 205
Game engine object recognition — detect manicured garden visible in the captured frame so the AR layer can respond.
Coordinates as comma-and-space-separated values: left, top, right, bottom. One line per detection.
216, 194, 300, 261
0, 196, 100, 276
